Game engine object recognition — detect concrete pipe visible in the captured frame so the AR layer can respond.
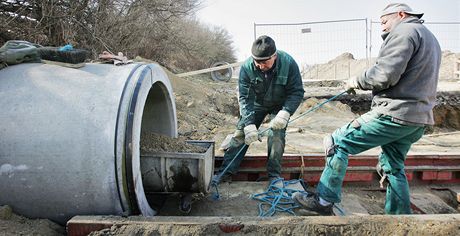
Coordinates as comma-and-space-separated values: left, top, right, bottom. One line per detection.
0, 62, 177, 224
210, 61, 232, 82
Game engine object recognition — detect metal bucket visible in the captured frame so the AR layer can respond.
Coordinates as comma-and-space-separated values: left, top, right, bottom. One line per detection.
141, 141, 214, 193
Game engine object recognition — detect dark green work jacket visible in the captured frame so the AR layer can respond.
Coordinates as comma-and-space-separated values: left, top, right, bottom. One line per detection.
238, 50, 304, 127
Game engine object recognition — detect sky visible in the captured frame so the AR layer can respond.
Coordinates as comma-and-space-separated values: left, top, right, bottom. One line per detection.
196, 0, 460, 63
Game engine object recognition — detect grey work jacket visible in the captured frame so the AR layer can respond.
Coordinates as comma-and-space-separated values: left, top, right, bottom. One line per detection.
357, 17, 441, 125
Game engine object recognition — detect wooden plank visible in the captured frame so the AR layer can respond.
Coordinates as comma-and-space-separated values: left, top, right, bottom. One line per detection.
334, 193, 370, 216
67, 214, 460, 235
410, 193, 458, 214
176, 61, 244, 77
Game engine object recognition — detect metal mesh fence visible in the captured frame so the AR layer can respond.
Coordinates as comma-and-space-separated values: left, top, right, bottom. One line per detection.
254, 19, 368, 70
255, 19, 460, 80
370, 21, 460, 57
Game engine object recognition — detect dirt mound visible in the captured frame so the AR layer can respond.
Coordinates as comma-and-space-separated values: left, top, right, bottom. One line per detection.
328, 52, 355, 62
0, 205, 64, 236
303, 50, 460, 81
163, 69, 239, 140
440, 51, 460, 80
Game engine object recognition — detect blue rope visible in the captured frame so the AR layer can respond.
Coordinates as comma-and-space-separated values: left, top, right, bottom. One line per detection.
211, 90, 349, 200
251, 178, 307, 216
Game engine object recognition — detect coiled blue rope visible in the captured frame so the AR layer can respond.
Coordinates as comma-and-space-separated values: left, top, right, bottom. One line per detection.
211, 90, 349, 200
251, 178, 307, 216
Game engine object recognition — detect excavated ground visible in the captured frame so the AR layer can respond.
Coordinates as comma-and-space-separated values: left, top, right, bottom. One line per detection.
2, 52, 460, 235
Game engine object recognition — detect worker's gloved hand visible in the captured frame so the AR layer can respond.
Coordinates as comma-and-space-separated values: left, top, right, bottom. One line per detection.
243, 124, 260, 145
270, 110, 290, 130
344, 76, 359, 95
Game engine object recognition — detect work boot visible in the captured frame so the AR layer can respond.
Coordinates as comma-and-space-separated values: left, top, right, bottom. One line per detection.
292, 192, 333, 216
211, 172, 232, 185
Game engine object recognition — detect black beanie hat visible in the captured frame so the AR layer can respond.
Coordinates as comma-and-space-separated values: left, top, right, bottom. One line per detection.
251, 35, 276, 60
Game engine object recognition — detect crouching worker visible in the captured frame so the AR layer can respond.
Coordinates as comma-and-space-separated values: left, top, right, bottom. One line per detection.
212, 35, 304, 185
293, 3, 441, 215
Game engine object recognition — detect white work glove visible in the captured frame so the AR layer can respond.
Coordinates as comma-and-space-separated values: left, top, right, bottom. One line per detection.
270, 110, 290, 130
344, 76, 359, 95
243, 124, 260, 145
219, 130, 245, 151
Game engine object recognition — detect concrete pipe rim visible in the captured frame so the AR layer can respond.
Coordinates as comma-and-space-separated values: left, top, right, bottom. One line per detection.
210, 61, 232, 82
119, 64, 177, 216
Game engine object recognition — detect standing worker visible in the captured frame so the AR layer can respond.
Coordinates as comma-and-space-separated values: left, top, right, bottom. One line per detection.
213, 35, 305, 184
293, 3, 441, 215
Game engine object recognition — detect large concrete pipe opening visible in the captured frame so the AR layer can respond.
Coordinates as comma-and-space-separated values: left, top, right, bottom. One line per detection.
0, 62, 177, 224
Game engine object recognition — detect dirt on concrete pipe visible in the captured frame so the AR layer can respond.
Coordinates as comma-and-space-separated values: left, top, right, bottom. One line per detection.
140, 132, 207, 154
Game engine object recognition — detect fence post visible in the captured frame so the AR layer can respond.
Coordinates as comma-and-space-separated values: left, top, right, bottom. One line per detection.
334, 64, 337, 80
316, 66, 319, 80
455, 57, 460, 79
348, 61, 351, 78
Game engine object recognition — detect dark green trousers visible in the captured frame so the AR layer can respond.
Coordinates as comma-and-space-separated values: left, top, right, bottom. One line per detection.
317, 111, 425, 214
219, 106, 286, 178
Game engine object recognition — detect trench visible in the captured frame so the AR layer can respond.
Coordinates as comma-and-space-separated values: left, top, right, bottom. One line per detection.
313, 91, 460, 131
138, 89, 460, 219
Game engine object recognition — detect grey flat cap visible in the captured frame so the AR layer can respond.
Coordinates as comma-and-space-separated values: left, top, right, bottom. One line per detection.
381, 3, 424, 18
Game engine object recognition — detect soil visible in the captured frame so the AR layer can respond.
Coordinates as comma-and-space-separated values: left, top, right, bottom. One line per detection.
168, 52, 460, 157
0, 205, 64, 236
140, 132, 207, 153
84, 182, 460, 236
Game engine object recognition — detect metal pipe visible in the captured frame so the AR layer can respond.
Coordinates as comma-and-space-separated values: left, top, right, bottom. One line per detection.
0, 62, 177, 224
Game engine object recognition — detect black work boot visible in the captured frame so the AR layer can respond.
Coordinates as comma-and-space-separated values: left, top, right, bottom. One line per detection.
292, 192, 334, 216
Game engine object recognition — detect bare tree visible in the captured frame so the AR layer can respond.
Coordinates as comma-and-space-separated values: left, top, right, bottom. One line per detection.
0, 0, 235, 72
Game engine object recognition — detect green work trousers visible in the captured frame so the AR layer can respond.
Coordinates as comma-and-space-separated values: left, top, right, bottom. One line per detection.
219, 106, 286, 178
317, 111, 425, 214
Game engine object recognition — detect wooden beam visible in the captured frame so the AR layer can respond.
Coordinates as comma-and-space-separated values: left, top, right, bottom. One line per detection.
410, 193, 458, 214
67, 214, 460, 236
176, 61, 244, 77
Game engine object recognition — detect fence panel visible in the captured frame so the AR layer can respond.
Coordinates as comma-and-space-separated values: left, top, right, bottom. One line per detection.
255, 19, 459, 80
254, 19, 368, 70
370, 21, 460, 57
